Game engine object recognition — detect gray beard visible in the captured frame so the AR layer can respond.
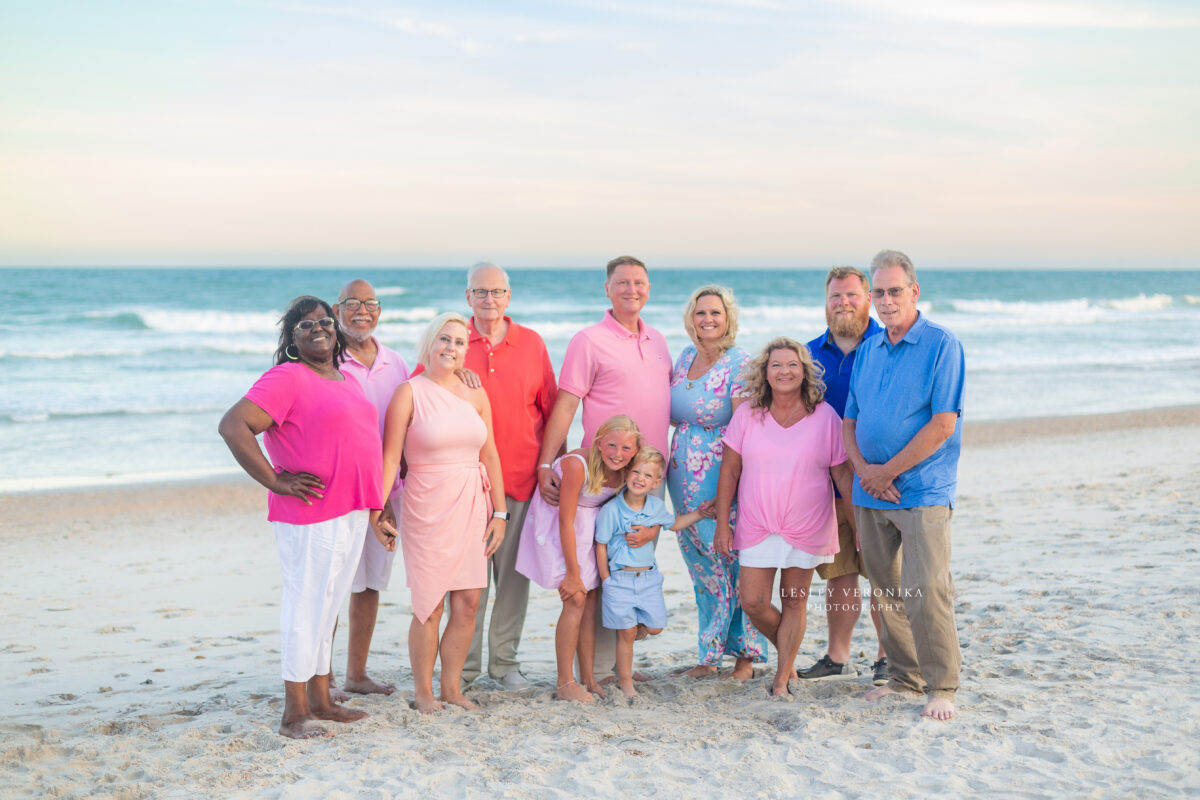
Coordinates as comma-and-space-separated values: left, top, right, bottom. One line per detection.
343, 327, 373, 343
828, 313, 869, 340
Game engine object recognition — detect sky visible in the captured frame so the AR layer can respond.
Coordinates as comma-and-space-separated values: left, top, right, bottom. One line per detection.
1, 0, 1198, 268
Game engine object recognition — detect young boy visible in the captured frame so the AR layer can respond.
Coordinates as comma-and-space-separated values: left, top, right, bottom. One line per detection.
594, 447, 713, 699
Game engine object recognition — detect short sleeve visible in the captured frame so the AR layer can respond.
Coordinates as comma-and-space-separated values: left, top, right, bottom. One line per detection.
930, 334, 966, 416
722, 402, 750, 455
728, 348, 751, 399
823, 404, 849, 466
244, 364, 298, 426
593, 503, 617, 545
643, 497, 677, 528
557, 331, 596, 399
844, 356, 861, 421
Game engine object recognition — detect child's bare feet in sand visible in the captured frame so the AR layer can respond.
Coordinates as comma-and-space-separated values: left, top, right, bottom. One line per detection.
409, 693, 444, 714
618, 679, 638, 699
310, 702, 368, 723
584, 678, 607, 698
555, 680, 594, 703
343, 676, 396, 695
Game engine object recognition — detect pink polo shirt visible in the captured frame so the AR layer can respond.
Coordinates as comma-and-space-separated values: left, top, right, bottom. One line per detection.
721, 401, 847, 554
340, 338, 410, 498
245, 362, 384, 525
558, 310, 672, 454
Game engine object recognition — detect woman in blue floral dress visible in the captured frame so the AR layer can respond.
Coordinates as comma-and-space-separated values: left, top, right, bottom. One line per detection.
668, 285, 767, 678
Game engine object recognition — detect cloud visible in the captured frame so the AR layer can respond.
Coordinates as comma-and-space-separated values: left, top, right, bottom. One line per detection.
826, 0, 1200, 28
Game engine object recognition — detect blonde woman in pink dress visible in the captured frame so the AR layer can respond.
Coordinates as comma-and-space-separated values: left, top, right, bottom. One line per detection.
515, 415, 641, 702
714, 337, 857, 698
375, 313, 507, 713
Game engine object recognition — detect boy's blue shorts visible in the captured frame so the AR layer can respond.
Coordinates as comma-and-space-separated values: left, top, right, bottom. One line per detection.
601, 567, 667, 630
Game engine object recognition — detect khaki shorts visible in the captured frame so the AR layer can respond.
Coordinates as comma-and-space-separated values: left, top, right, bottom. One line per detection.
815, 501, 861, 581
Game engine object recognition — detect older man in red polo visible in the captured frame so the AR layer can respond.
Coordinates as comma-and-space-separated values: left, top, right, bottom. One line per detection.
460, 262, 558, 691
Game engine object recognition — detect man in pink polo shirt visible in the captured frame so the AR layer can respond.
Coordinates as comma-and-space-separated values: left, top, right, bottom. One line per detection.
459, 262, 558, 692
536, 255, 672, 684
332, 278, 410, 697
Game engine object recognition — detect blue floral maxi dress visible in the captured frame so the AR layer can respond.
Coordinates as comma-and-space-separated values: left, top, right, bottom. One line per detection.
667, 344, 767, 666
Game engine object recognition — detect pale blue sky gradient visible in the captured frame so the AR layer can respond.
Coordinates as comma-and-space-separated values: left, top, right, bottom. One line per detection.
2, 0, 1197, 267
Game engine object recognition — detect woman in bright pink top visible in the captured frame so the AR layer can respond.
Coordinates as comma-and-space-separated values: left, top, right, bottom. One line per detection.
714, 336, 856, 697
219, 296, 384, 740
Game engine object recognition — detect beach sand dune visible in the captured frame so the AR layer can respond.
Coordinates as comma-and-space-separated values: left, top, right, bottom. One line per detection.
1, 409, 1198, 798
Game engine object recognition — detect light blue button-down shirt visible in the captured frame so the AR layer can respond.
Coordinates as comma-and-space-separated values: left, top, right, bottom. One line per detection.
845, 313, 965, 509
594, 490, 676, 570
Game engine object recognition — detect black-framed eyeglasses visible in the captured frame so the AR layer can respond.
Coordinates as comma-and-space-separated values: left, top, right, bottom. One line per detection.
470, 289, 509, 299
870, 286, 910, 299
294, 317, 335, 332
340, 298, 380, 312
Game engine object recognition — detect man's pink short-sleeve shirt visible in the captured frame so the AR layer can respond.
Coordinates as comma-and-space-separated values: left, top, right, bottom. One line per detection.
558, 311, 672, 454
722, 401, 848, 554
341, 339, 410, 498
245, 362, 384, 525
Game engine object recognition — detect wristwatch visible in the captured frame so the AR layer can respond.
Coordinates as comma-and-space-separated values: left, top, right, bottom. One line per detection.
493, 511, 511, 521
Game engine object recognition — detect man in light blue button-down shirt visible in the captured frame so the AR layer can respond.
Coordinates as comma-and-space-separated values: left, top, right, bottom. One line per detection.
843, 250, 965, 722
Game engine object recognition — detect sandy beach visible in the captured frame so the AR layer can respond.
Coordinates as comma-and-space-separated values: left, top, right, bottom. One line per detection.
2, 407, 1198, 799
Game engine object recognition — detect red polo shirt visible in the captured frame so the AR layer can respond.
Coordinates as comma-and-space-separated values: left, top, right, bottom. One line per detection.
464, 317, 558, 501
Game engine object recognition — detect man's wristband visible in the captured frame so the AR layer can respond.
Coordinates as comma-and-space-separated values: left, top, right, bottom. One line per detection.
538, 463, 552, 470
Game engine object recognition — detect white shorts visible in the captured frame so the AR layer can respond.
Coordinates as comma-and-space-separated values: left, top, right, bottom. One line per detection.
272, 509, 368, 682
352, 489, 402, 593
739, 533, 834, 570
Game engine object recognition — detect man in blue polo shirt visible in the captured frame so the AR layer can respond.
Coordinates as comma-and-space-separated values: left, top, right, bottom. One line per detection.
797, 266, 887, 686
843, 250, 965, 721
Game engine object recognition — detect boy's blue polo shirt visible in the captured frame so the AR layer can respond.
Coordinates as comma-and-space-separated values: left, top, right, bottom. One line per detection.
844, 313, 965, 510
594, 490, 676, 570
807, 317, 883, 418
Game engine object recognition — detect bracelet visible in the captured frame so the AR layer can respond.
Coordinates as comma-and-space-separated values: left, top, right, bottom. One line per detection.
538, 463, 552, 470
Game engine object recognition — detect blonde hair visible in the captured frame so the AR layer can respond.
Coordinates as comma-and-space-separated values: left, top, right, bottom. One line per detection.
631, 446, 666, 476
738, 337, 826, 417
585, 415, 642, 494
416, 312, 470, 368
681, 284, 739, 352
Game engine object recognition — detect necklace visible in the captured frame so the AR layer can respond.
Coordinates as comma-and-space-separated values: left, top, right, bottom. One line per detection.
685, 348, 721, 389
771, 402, 805, 428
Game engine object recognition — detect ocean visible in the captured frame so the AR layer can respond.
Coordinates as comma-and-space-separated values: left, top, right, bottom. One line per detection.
2, 267, 1198, 491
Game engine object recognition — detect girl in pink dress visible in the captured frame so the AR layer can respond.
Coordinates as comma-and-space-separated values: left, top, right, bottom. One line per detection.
714, 337, 857, 698
515, 415, 641, 702
375, 313, 507, 714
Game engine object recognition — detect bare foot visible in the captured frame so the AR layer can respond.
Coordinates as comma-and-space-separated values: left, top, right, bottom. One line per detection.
343, 676, 396, 695
584, 679, 608, 698
673, 664, 718, 678
768, 680, 791, 698
632, 671, 652, 683
409, 694, 444, 714
618, 680, 637, 699
554, 680, 594, 703
863, 685, 897, 702
278, 718, 333, 739
311, 703, 368, 723
921, 695, 956, 720
329, 686, 351, 704
727, 659, 755, 681
440, 691, 481, 711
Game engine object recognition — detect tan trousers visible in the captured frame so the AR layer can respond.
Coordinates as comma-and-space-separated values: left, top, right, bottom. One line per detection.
463, 497, 532, 684
855, 505, 960, 699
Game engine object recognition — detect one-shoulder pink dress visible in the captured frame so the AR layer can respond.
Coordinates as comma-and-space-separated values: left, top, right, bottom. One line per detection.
515, 453, 618, 592
400, 375, 491, 623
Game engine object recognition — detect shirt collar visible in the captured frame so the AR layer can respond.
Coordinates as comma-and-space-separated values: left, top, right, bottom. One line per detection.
469, 316, 518, 347
601, 309, 646, 339
820, 317, 883, 352
871, 312, 927, 349
344, 336, 389, 368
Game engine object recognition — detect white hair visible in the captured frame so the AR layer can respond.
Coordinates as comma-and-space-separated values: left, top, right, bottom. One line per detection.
466, 262, 510, 289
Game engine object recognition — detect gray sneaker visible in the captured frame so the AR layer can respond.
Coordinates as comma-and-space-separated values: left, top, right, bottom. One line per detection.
500, 670, 532, 690
871, 657, 888, 686
797, 654, 858, 681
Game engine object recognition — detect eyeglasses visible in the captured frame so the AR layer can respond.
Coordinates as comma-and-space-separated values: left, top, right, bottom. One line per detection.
870, 286, 911, 300
339, 298, 380, 312
470, 289, 509, 299
294, 317, 335, 332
